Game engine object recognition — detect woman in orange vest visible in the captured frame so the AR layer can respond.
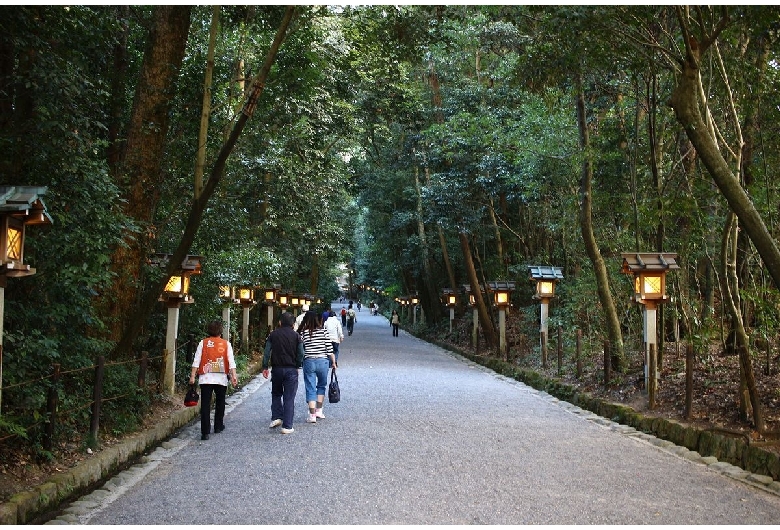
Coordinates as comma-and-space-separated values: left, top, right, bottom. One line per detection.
189, 320, 237, 440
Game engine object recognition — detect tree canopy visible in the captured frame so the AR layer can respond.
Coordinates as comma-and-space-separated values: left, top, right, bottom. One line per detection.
2, 5, 780, 451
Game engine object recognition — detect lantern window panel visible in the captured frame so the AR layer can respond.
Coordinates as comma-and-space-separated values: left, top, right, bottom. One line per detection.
6, 224, 23, 262
538, 281, 555, 295
165, 275, 188, 295
239, 288, 253, 301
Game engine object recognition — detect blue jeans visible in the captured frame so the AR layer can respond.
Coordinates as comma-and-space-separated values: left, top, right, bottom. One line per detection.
303, 357, 330, 403
271, 367, 298, 429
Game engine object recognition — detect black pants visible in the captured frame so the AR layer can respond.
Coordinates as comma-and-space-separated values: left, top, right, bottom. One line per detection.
199, 383, 227, 435
392, 323, 399, 336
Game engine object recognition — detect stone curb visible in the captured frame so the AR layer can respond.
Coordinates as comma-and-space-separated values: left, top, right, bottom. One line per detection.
0, 362, 263, 525
0, 405, 199, 525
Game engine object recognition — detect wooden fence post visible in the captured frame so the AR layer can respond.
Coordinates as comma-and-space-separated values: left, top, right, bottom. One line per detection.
89, 355, 104, 447
557, 326, 563, 376
684, 343, 693, 420
576, 329, 582, 379
44, 363, 60, 452
138, 351, 148, 387
603, 340, 610, 389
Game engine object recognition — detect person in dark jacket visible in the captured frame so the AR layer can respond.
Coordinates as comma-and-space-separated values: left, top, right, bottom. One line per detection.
262, 312, 304, 434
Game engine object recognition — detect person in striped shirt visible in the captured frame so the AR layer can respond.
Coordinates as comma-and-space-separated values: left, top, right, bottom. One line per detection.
297, 311, 337, 423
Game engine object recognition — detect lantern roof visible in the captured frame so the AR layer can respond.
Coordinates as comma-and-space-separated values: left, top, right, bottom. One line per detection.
620, 253, 679, 274
149, 253, 204, 274
486, 281, 516, 291
528, 265, 564, 281
0, 186, 52, 225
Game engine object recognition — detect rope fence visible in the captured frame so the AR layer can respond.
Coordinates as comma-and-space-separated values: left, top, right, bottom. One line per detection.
0, 337, 195, 450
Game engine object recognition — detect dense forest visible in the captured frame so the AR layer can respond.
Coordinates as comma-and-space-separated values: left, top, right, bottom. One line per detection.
1, 5, 780, 465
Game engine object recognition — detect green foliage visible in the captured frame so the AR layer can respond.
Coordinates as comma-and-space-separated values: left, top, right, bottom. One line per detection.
3, 4, 780, 460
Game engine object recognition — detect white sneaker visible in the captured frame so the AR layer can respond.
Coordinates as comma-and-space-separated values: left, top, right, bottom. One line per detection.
306, 414, 317, 423
280, 427, 294, 434
315, 409, 325, 419
269, 419, 282, 428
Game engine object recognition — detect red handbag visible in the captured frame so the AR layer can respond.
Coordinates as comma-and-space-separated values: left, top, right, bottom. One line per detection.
184, 384, 199, 407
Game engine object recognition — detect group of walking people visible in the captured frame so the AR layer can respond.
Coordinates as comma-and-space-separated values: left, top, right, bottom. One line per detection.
189, 306, 345, 439
191, 299, 407, 438
262, 306, 344, 434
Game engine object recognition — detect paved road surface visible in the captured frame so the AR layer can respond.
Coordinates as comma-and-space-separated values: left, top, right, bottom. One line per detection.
57, 305, 780, 524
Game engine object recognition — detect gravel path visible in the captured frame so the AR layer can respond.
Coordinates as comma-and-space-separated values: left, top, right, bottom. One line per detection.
55, 306, 780, 525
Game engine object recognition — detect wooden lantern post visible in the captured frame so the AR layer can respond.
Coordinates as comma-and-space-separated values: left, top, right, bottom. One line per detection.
463, 285, 481, 349
442, 288, 457, 333
0, 187, 52, 414
263, 286, 278, 333
528, 266, 564, 352
488, 281, 516, 358
219, 285, 236, 342
152, 253, 202, 395
237, 286, 256, 355
620, 252, 679, 408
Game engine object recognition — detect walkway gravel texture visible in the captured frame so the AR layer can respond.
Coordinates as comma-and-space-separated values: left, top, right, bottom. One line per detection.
50, 306, 780, 525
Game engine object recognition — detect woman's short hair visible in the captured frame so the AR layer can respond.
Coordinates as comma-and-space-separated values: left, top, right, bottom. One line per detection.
207, 320, 223, 337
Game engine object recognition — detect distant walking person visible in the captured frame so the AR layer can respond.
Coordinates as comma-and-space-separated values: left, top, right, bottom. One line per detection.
346, 303, 357, 336
262, 312, 304, 434
298, 311, 337, 424
391, 309, 400, 337
341, 306, 347, 327
189, 320, 238, 441
324, 308, 345, 364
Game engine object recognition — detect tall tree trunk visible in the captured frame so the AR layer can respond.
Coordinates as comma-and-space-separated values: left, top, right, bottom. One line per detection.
438, 224, 457, 302
195, 6, 219, 200
669, 9, 780, 291
425, 62, 458, 305
104, 6, 193, 348
575, 73, 625, 370
414, 165, 442, 321
107, 5, 130, 177
670, 13, 766, 430
488, 196, 504, 270
648, 70, 668, 370
721, 212, 764, 429
113, 7, 296, 360
459, 231, 498, 349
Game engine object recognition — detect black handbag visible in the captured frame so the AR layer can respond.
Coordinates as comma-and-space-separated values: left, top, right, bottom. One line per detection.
184, 384, 199, 407
328, 370, 340, 404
